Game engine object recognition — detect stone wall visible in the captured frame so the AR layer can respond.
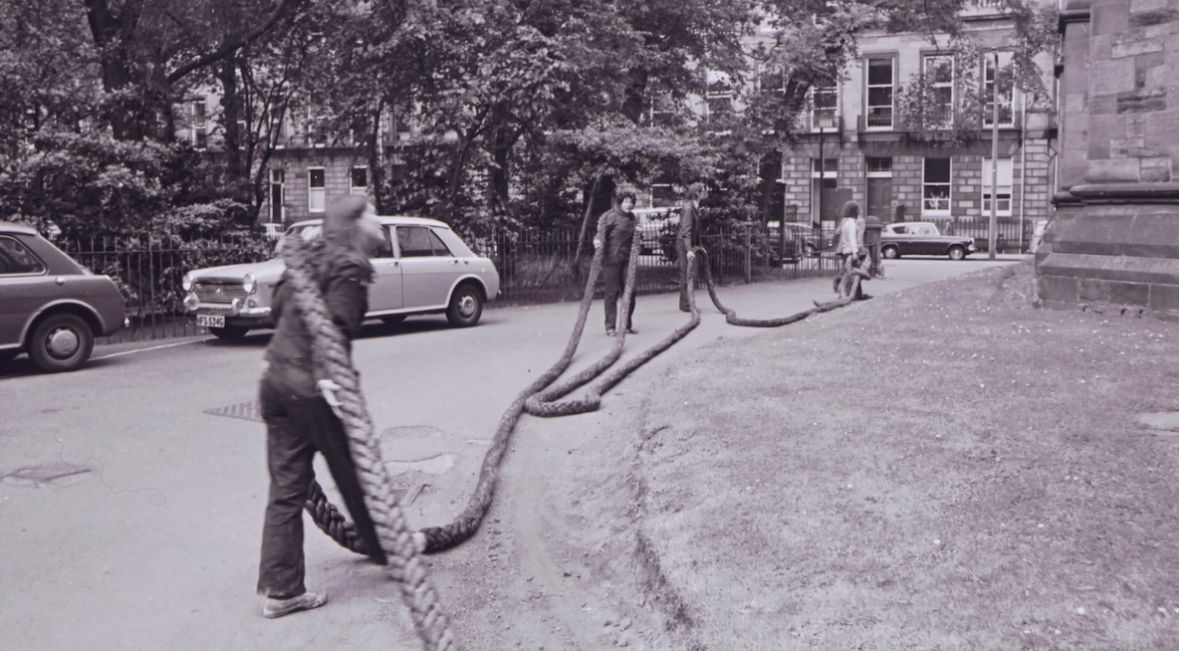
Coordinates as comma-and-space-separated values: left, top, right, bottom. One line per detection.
1038, 0, 1179, 319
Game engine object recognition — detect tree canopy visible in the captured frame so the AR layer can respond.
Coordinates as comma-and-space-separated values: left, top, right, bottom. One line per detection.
0, 0, 1059, 238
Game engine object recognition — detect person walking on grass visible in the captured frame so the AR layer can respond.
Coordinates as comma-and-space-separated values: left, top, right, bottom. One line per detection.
677, 183, 704, 312
593, 190, 639, 336
256, 195, 388, 619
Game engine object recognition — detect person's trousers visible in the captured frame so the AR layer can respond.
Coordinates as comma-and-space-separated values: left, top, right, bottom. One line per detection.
256, 379, 387, 598
602, 261, 636, 331
676, 242, 697, 311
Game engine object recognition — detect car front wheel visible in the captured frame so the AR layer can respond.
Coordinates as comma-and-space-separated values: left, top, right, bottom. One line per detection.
948, 245, 966, 261
882, 245, 899, 259
28, 313, 94, 372
209, 325, 249, 340
446, 284, 483, 327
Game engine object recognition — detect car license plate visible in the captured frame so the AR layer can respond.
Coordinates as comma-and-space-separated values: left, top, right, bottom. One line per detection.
197, 314, 225, 328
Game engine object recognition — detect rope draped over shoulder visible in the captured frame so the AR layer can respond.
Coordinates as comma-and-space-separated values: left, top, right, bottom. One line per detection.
280, 236, 456, 650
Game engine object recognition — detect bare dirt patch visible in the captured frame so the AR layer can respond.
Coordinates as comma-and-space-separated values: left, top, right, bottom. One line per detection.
637, 261, 1179, 649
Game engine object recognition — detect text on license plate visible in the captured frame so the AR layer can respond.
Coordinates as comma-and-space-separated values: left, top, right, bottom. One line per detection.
196, 314, 225, 328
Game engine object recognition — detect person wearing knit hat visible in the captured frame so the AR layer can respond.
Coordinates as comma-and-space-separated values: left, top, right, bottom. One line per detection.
593, 189, 640, 336
255, 195, 386, 619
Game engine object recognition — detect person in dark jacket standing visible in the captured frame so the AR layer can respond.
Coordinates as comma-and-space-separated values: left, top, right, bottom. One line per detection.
593, 190, 639, 336
676, 183, 703, 312
256, 195, 387, 619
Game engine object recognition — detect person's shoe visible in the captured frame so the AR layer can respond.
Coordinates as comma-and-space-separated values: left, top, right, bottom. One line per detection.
626, 327, 638, 334
262, 592, 328, 619
606, 328, 616, 337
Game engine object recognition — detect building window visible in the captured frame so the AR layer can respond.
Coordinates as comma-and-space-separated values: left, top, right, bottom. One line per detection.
922, 55, 955, 126
866, 157, 892, 176
191, 100, 208, 149
982, 53, 1015, 127
811, 158, 839, 178
865, 58, 894, 129
811, 82, 838, 130
350, 166, 368, 194
706, 81, 733, 121
306, 106, 329, 146
922, 158, 951, 216
269, 169, 285, 223
308, 167, 326, 213
980, 157, 1013, 215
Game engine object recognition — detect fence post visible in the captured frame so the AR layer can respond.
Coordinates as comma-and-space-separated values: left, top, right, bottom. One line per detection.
743, 224, 752, 284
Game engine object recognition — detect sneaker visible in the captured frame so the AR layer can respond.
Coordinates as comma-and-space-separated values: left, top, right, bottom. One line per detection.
626, 327, 638, 334
262, 592, 328, 619
606, 328, 616, 337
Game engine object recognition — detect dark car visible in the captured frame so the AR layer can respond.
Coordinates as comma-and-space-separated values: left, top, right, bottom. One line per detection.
880, 221, 977, 260
0, 222, 127, 372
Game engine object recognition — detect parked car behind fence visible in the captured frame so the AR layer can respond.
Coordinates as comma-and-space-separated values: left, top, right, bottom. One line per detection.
0, 222, 127, 372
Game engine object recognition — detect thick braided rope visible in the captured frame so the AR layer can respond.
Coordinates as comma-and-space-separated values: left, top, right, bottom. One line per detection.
306, 241, 857, 553
414, 243, 610, 552
305, 241, 612, 552
525, 240, 698, 417
281, 237, 456, 650
694, 246, 853, 324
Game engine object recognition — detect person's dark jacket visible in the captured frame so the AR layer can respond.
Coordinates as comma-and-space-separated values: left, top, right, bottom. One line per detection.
263, 241, 374, 399
596, 206, 638, 265
676, 200, 699, 248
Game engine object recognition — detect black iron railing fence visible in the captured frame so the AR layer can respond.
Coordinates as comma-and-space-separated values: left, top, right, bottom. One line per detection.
938, 216, 1035, 253
53, 224, 838, 345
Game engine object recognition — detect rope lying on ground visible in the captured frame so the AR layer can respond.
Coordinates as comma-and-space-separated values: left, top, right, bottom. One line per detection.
282, 236, 455, 650
303, 241, 861, 565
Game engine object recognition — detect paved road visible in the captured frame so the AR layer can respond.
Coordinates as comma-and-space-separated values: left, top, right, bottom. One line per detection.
0, 256, 1021, 649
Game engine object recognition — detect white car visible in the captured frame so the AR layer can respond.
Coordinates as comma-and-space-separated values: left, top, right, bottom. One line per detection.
182, 216, 500, 339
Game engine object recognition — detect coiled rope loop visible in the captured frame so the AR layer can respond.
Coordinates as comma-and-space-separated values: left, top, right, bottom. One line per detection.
298, 237, 861, 647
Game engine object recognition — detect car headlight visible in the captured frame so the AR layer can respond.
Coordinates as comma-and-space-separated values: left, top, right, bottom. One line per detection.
242, 273, 257, 294
182, 272, 194, 291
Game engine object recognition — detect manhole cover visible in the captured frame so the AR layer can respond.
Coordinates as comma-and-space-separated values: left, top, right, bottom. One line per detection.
205, 401, 264, 423
2, 462, 91, 487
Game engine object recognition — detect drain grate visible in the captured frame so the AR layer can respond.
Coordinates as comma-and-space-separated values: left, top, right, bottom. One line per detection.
205, 401, 264, 423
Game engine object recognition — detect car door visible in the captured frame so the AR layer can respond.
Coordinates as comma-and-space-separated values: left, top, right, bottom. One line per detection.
0, 235, 50, 347
915, 224, 942, 255
366, 226, 403, 312
396, 225, 458, 308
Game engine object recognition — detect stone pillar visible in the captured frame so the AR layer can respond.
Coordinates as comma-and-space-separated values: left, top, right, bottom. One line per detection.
1038, 0, 1179, 318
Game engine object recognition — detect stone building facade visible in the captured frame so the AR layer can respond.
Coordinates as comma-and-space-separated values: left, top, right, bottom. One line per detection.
1038, 0, 1179, 317
776, 2, 1057, 250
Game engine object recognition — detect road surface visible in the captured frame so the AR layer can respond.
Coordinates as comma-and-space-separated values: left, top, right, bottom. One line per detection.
0, 257, 1020, 649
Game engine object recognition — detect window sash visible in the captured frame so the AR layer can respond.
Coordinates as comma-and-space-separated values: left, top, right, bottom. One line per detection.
982, 55, 1016, 127
922, 158, 952, 215
350, 166, 368, 194
865, 58, 894, 129
308, 168, 326, 213
811, 84, 838, 130
980, 157, 1014, 215
923, 55, 955, 126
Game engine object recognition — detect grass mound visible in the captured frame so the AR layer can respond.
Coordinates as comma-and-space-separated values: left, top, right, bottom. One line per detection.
637, 261, 1179, 649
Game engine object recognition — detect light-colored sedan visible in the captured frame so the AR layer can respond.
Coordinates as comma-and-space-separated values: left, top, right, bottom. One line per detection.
182, 216, 500, 339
